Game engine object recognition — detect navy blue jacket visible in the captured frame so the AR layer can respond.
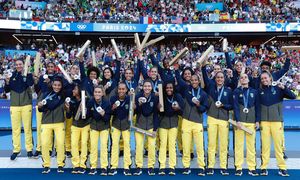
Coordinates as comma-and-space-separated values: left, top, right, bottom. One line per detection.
150, 54, 175, 83
135, 92, 159, 131
110, 95, 131, 130
233, 87, 260, 123
87, 98, 111, 131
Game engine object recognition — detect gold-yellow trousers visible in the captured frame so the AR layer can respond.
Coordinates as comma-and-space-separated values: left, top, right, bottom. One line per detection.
177, 116, 193, 152
90, 129, 109, 169
234, 122, 256, 171
41, 123, 65, 167
207, 116, 229, 169
110, 127, 132, 169
35, 106, 42, 152
159, 127, 177, 169
181, 119, 205, 169
71, 125, 90, 168
135, 129, 156, 168
260, 121, 286, 170
10, 105, 33, 152
65, 116, 72, 152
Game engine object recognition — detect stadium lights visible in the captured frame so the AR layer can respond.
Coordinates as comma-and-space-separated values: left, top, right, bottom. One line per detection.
12, 34, 23, 44
263, 36, 276, 45
52, 35, 58, 45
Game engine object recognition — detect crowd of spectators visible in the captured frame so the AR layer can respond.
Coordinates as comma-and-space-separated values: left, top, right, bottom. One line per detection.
0, 0, 299, 23
0, 39, 300, 99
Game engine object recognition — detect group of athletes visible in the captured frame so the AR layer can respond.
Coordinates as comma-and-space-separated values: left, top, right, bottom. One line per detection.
3, 46, 296, 177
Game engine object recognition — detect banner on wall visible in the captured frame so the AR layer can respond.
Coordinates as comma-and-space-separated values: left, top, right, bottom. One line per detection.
0, 20, 300, 33
15, 1, 47, 10
196, 3, 224, 11
0, 100, 299, 129
5, 50, 37, 57
9, 9, 32, 19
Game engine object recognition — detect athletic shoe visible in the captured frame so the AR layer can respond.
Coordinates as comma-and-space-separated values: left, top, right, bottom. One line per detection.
206, 168, 214, 175
182, 168, 191, 175
123, 169, 132, 176
10, 152, 20, 161
248, 170, 259, 176
33, 151, 41, 159
134, 168, 142, 176
78, 167, 86, 174
278, 169, 289, 177
260, 169, 268, 176
108, 169, 117, 176
169, 168, 176, 176
89, 168, 97, 175
158, 169, 165, 176
198, 168, 205, 176
27, 151, 33, 159
100, 168, 107, 176
235, 170, 243, 176
57, 166, 64, 173
72, 167, 79, 174
65, 151, 72, 158
42, 167, 50, 174
148, 168, 155, 176
220, 169, 229, 176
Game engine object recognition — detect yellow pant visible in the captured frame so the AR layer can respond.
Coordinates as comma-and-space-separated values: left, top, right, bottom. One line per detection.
282, 122, 286, 152
260, 121, 286, 170
110, 127, 132, 169
159, 128, 177, 169
177, 116, 193, 152
35, 106, 42, 152
41, 123, 65, 167
135, 129, 156, 168
207, 116, 229, 169
90, 129, 109, 169
234, 123, 256, 170
71, 125, 90, 168
65, 117, 72, 152
10, 105, 33, 152
181, 119, 205, 169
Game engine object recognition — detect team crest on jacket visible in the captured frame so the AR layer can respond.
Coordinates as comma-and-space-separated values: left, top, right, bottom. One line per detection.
250, 93, 254, 98
125, 104, 129, 109
239, 94, 243, 97
150, 102, 154, 107
224, 92, 227, 96
188, 91, 192, 94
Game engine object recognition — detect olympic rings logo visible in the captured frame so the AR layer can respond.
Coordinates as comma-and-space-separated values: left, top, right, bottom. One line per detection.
77, 24, 87, 30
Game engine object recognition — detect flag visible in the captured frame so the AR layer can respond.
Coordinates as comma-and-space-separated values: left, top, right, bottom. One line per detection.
171, 16, 182, 24
140, 16, 153, 24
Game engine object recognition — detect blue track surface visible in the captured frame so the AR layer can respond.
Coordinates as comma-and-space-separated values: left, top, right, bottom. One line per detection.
0, 169, 299, 180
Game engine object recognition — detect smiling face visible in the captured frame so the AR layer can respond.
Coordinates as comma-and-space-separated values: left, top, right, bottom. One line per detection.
191, 75, 200, 89
70, 65, 79, 75
235, 62, 243, 73
15, 60, 24, 72
118, 83, 127, 98
183, 69, 192, 81
46, 63, 55, 74
143, 81, 153, 95
240, 74, 249, 86
261, 73, 271, 86
104, 69, 112, 79
213, 64, 221, 73
94, 87, 104, 101
165, 83, 174, 96
150, 67, 158, 80
52, 80, 62, 93
89, 71, 97, 80
215, 72, 224, 86
125, 69, 133, 81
